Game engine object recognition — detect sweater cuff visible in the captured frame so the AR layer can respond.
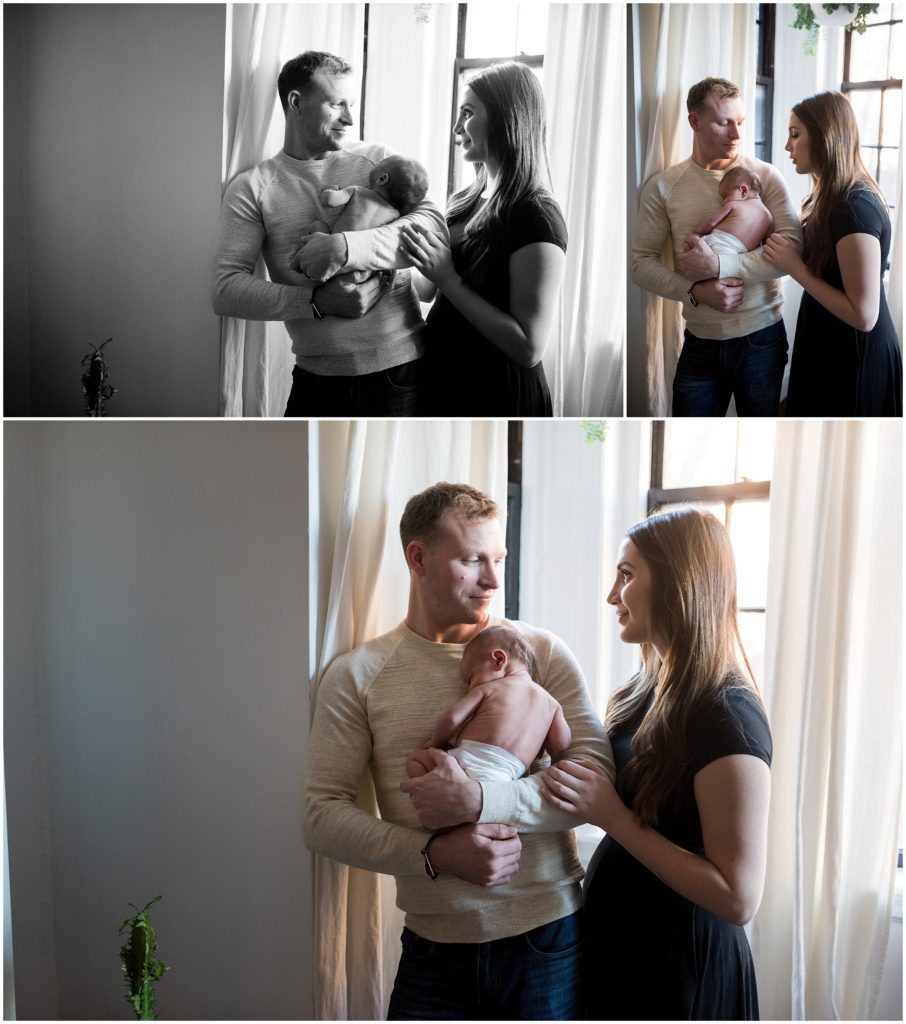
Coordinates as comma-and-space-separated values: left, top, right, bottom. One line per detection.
718, 253, 742, 279
477, 781, 517, 825
342, 229, 372, 272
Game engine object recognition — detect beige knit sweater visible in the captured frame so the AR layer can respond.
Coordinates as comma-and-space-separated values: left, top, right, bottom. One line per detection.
303, 619, 615, 943
631, 156, 804, 340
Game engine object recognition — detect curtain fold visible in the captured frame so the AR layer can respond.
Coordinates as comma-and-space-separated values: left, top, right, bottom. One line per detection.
752, 420, 902, 1020
219, 4, 365, 417
630, 4, 756, 415
309, 420, 507, 1019
544, 3, 625, 416
363, 5, 459, 202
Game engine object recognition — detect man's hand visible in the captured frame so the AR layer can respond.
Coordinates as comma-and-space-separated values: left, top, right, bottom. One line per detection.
429, 824, 522, 887
292, 232, 349, 281
691, 277, 745, 313
311, 273, 390, 319
400, 748, 482, 829
679, 234, 719, 281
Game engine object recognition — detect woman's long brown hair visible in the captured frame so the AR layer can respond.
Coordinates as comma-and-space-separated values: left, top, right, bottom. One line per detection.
605, 507, 762, 827
446, 61, 555, 289
793, 90, 885, 274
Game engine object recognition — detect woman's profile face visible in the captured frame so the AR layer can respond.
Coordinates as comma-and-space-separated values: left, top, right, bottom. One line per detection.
607, 537, 665, 653
785, 113, 813, 175
453, 86, 491, 165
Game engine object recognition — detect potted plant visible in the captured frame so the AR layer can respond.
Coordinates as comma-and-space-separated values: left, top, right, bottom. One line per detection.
792, 4, 880, 54
119, 896, 169, 1020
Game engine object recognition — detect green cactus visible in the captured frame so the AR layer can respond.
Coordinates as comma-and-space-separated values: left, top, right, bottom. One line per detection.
118, 896, 169, 1020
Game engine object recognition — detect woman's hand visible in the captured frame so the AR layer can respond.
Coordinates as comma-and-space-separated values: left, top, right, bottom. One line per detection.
762, 232, 806, 279
400, 223, 459, 291
540, 758, 629, 831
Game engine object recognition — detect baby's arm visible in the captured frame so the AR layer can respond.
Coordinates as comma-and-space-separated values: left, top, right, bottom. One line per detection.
331, 188, 401, 235
428, 688, 487, 749
320, 186, 356, 208
544, 705, 572, 758
692, 202, 735, 237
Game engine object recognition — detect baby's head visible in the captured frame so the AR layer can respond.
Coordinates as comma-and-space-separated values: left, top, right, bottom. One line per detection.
460, 625, 536, 688
719, 166, 763, 203
368, 155, 429, 213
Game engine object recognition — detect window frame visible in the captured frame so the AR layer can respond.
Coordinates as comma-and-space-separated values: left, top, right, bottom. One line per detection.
648, 421, 771, 616
755, 3, 776, 162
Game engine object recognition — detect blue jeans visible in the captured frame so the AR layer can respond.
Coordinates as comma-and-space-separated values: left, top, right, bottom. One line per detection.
284, 358, 424, 417
672, 318, 788, 416
387, 910, 586, 1020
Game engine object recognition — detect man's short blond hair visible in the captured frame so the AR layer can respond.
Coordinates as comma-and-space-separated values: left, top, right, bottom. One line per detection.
720, 165, 763, 196
686, 77, 741, 114
399, 483, 499, 551
466, 624, 538, 682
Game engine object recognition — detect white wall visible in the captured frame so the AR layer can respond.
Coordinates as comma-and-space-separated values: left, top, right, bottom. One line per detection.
3, 5, 225, 416
4, 422, 313, 1019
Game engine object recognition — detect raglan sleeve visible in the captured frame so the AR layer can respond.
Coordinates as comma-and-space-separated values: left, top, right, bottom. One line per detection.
302, 655, 428, 876
211, 171, 316, 321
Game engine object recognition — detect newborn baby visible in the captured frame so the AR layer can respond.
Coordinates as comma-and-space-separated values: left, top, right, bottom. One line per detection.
684, 165, 775, 257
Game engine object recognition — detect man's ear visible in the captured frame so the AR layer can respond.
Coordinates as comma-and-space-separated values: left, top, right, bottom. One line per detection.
405, 539, 428, 576
288, 89, 303, 113
688, 111, 699, 133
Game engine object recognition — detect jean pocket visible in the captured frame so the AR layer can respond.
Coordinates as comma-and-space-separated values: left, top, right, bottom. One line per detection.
747, 320, 787, 350
523, 911, 584, 957
400, 927, 436, 959
385, 358, 423, 392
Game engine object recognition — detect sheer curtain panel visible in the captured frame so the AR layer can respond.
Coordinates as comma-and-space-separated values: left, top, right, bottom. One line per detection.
308, 420, 507, 1019
630, 4, 756, 415
545, 3, 625, 416
220, 4, 364, 417
752, 420, 902, 1019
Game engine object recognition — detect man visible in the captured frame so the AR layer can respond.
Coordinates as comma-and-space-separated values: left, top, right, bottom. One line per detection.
304, 483, 614, 1020
631, 77, 804, 416
211, 51, 445, 416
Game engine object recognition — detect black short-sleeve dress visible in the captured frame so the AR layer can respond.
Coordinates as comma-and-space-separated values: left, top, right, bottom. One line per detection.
424, 193, 567, 416
786, 189, 902, 416
583, 683, 773, 1021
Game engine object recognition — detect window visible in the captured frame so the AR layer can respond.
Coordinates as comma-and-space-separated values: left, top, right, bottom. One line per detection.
447, 2, 549, 195
842, 3, 903, 244
649, 421, 775, 685
754, 4, 776, 162
506, 421, 523, 620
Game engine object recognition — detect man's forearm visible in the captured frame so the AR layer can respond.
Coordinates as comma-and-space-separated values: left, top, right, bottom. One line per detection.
211, 269, 315, 321
304, 787, 426, 877
344, 198, 447, 273
630, 251, 689, 303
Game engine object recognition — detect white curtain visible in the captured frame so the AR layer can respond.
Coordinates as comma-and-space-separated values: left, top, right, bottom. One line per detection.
309, 420, 508, 1019
629, 4, 756, 415
752, 420, 903, 1020
363, 5, 459, 203
220, 4, 365, 417
544, 3, 625, 416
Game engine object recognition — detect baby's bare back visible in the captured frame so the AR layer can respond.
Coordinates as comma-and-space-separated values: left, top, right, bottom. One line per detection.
719, 196, 774, 251
458, 671, 563, 770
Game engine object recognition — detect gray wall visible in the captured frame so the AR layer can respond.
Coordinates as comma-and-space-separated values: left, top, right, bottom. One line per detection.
4, 422, 313, 1019
3, 5, 225, 416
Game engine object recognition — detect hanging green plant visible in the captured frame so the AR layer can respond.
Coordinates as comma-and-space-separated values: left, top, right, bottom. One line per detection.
792, 4, 880, 55
119, 896, 169, 1020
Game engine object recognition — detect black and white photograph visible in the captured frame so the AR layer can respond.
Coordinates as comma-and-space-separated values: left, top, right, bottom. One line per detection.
4, 2, 623, 418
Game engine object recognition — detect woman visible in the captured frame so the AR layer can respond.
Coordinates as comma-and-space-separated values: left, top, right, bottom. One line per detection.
541, 507, 772, 1021
400, 61, 566, 416
762, 91, 902, 416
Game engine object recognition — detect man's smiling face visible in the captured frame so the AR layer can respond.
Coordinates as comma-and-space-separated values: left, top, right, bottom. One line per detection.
292, 70, 355, 156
